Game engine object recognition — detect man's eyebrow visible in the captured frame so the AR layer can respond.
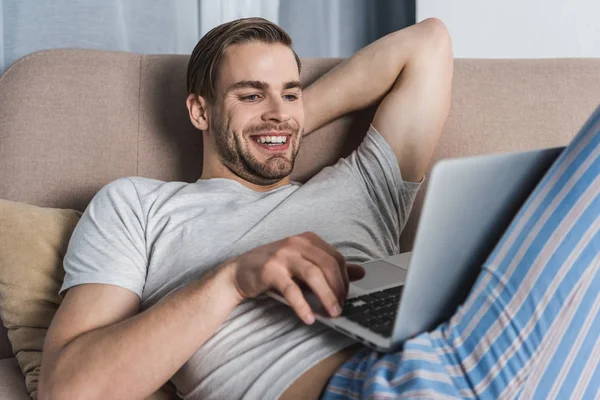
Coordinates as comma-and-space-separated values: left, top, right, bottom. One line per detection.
283, 81, 301, 90
227, 80, 268, 92
226, 80, 302, 93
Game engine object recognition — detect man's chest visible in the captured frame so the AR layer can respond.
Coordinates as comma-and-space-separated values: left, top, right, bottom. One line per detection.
140, 190, 394, 305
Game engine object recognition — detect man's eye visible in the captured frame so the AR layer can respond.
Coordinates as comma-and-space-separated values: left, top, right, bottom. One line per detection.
240, 94, 260, 101
283, 94, 299, 101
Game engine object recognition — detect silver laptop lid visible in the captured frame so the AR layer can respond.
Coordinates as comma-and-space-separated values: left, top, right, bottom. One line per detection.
392, 146, 564, 347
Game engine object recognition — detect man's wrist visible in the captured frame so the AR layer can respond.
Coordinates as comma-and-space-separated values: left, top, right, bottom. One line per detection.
213, 257, 245, 305
182, 258, 244, 315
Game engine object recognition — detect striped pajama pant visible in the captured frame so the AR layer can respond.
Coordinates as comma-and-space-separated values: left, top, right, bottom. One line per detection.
321, 105, 600, 400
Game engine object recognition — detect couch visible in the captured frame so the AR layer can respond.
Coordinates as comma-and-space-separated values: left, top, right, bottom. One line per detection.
1, 49, 599, 399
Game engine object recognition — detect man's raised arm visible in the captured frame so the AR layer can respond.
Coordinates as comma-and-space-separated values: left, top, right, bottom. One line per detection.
302, 18, 452, 135
302, 18, 453, 183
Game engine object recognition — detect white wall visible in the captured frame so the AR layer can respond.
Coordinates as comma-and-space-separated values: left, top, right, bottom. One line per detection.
417, 0, 600, 58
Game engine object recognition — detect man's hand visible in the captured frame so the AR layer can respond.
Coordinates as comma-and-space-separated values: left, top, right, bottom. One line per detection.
223, 232, 365, 324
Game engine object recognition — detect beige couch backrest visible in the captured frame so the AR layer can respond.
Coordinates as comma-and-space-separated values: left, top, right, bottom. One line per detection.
1, 49, 599, 359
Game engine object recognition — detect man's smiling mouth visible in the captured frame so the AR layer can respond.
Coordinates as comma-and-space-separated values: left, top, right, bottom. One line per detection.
250, 134, 291, 152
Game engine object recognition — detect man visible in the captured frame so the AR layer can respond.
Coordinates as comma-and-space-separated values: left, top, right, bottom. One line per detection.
37, 16, 600, 400
37, 16, 452, 399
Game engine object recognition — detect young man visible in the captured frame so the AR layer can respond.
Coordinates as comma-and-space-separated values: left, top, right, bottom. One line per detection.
38, 17, 600, 400
38, 16, 451, 399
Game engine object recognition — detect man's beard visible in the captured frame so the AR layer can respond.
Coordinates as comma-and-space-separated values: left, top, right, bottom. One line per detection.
210, 109, 302, 186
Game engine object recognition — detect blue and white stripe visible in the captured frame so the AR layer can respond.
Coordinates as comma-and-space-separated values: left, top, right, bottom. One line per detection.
321, 104, 600, 399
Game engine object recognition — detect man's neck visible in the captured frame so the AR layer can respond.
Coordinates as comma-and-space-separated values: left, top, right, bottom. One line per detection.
199, 169, 291, 193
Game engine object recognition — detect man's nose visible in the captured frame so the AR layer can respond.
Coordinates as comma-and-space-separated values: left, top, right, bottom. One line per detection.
261, 97, 290, 122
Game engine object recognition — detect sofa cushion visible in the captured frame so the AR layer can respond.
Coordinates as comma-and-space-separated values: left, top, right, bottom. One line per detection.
0, 199, 80, 397
0, 199, 179, 399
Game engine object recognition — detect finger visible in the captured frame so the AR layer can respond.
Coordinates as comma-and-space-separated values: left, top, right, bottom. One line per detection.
339, 258, 350, 298
299, 245, 346, 305
275, 276, 316, 325
299, 232, 348, 300
292, 260, 341, 318
301, 232, 347, 270
347, 264, 366, 281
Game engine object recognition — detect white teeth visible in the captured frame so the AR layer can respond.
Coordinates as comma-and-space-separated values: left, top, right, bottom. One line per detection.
256, 135, 287, 144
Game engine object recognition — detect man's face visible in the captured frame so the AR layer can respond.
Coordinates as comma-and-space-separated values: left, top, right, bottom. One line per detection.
207, 42, 304, 186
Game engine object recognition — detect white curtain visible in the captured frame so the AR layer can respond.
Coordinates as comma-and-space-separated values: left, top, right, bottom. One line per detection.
0, 0, 411, 74
0, 0, 279, 73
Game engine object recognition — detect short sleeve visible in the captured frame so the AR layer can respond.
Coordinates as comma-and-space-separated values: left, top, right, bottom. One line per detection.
343, 124, 423, 234
59, 178, 148, 298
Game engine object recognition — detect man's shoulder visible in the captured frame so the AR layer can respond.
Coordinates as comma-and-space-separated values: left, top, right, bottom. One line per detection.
102, 176, 189, 195
95, 177, 190, 209
98, 176, 157, 199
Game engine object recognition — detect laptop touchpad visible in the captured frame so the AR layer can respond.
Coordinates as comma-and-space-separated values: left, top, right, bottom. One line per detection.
351, 260, 408, 291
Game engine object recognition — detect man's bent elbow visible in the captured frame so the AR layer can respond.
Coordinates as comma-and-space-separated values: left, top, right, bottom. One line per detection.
417, 18, 453, 57
419, 18, 450, 39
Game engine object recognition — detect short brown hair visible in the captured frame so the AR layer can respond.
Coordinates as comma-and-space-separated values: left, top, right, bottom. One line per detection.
186, 17, 301, 103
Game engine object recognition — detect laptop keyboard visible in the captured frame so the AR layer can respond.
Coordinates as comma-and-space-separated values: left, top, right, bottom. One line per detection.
341, 285, 404, 337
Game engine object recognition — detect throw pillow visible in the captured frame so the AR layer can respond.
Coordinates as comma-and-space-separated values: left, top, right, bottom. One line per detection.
0, 199, 178, 399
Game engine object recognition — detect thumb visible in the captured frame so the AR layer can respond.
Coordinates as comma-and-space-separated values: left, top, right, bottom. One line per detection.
347, 264, 366, 281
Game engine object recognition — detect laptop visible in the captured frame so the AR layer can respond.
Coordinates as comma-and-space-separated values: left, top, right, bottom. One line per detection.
267, 145, 564, 352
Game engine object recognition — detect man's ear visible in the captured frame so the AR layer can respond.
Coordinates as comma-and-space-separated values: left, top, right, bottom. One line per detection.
186, 93, 209, 131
